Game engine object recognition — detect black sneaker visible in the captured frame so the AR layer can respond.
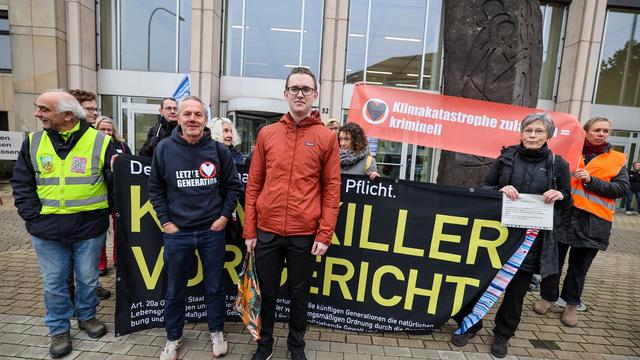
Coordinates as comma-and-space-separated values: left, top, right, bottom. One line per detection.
491, 335, 509, 358
451, 330, 477, 347
49, 332, 72, 358
78, 317, 107, 339
97, 284, 111, 300
251, 347, 272, 360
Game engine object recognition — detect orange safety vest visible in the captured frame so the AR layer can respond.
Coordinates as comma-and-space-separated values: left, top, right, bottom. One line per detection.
572, 150, 626, 222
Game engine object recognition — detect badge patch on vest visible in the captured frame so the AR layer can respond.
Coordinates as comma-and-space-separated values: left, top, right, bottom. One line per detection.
70, 156, 87, 174
39, 154, 55, 173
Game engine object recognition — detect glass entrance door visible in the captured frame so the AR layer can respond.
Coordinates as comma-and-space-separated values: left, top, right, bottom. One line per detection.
608, 131, 640, 209
120, 97, 162, 155
228, 111, 282, 158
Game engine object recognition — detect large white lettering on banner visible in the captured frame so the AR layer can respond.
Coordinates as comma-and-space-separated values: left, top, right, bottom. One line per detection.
0, 131, 24, 160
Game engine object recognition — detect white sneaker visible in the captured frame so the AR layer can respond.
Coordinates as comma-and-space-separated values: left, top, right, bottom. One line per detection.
553, 297, 587, 311
160, 338, 183, 360
626, 211, 634, 215
211, 331, 228, 357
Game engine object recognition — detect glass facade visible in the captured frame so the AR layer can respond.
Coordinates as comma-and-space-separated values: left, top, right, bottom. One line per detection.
344, 0, 442, 181
539, 3, 566, 100
345, 0, 443, 91
99, 0, 191, 72
0, 10, 10, 72
595, 8, 640, 107
223, 0, 324, 79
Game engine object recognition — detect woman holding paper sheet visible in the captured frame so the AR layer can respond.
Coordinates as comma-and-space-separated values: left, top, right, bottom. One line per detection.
534, 117, 629, 327
450, 113, 572, 358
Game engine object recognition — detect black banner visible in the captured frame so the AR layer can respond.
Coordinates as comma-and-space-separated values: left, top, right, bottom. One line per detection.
113, 155, 525, 336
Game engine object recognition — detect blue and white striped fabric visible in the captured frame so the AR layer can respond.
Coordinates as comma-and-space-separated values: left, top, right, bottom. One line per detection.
454, 228, 540, 334
172, 74, 190, 101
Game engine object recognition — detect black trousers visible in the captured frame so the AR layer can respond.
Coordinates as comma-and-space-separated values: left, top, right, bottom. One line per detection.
255, 232, 315, 353
453, 270, 533, 339
493, 270, 534, 339
540, 242, 599, 305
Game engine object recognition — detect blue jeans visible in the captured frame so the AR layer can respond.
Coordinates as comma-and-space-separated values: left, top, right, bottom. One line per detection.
625, 191, 640, 211
163, 229, 226, 341
32, 233, 106, 335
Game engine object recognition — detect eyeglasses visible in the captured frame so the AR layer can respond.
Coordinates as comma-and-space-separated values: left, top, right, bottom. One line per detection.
162, 106, 178, 112
84, 107, 99, 113
286, 86, 315, 96
523, 128, 546, 136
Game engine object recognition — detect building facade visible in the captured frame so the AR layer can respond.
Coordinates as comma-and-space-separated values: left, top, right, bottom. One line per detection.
1, 0, 639, 181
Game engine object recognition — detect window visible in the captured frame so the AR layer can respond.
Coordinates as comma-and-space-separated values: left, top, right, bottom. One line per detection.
223, 0, 324, 79
595, 8, 640, 107
0, 111, 7, 131
0, 10, 10, 72
539, 3, 566, 100
98, 0, 191, 72
345, 0, 443, 91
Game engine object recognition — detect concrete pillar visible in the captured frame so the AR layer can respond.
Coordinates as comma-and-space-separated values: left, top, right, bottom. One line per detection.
319, 0, 348, 122
190, 0, 222, 114
8, 0, 67, 132
66, 0, 97, 92
554, 0, 607, 122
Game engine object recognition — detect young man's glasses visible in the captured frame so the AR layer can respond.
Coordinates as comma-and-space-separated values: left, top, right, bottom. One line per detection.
286, 86, 315, 96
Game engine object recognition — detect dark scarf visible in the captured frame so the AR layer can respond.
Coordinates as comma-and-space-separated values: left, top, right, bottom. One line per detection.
340, 149, 368, 170
583, 140, 609, 156
517, 142, 550, 162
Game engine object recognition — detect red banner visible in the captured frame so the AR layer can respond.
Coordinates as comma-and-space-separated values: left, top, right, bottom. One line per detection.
348, 84, 585, 170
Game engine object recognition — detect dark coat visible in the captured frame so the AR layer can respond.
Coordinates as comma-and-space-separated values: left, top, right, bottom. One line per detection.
629, 167, 640, 192
228, 146, 246, 166
10, 120, 118, 243
138, 116, 178, 157
479, 144, 572, 279
557, 146, 629, 250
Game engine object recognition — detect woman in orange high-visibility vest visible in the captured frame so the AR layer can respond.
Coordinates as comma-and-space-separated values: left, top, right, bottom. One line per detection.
534, 117, 629, 327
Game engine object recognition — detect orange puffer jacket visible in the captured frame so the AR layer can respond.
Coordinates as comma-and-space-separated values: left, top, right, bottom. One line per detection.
243, 112, 341, 245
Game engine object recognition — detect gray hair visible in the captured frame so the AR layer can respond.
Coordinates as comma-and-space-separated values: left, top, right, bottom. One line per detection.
520, 113, 555, 138
95, 115, 124, 142
58, 97, 86, 120
44, 88, 86, 120
177, 95, 205, 114
583, 116, 612, 132
208, 117, 241, 146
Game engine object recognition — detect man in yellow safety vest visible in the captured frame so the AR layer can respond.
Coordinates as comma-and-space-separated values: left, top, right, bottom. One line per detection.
10, 90, 118, 358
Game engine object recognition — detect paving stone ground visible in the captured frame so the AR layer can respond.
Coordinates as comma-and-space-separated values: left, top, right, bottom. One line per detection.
0, 183, 638, 359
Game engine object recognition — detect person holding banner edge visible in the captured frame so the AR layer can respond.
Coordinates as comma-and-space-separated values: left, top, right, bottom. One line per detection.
451, 113, 572, 358
243, 67, 341, 360
148, 96, 244, 360
533, 117, 629, 327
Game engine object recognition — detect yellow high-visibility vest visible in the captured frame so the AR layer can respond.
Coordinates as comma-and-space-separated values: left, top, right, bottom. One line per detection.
29, 127, 111, 214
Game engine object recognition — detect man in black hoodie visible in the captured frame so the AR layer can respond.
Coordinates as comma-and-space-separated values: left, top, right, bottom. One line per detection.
138, 97, 179, 156
149, 96, 243, 360
11, 90, 118, 358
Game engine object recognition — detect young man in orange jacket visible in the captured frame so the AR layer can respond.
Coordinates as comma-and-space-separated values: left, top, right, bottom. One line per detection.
243, 67, 341, 360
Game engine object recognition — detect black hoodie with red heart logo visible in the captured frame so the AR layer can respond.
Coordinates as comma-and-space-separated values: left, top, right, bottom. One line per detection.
148, 126, 244, 232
